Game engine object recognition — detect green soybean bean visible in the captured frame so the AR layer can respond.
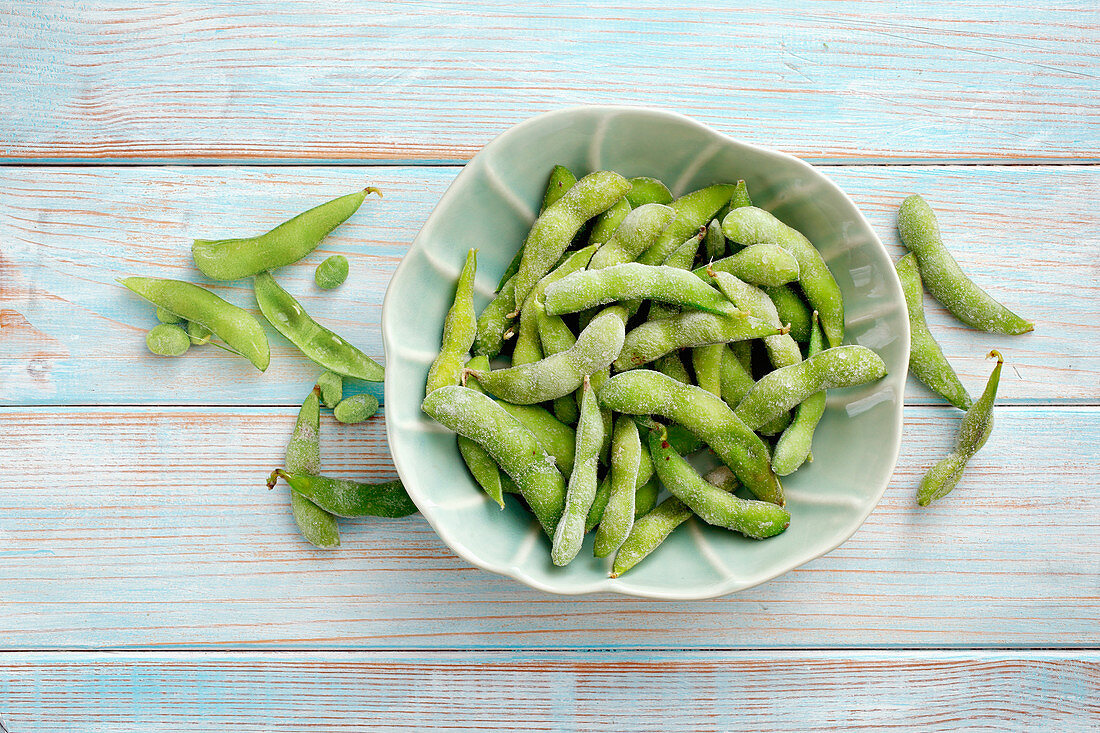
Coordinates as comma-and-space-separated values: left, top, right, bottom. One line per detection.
765, 285, 812, 343
314, 254, 349, 290
649, 426, 791, 538
710, 270, 802, 368
598, 370, 783, 505
734, 345, 887, 431
422, 386, 566, 533
593, 415, 642, 558
551, 377, 604, 566
254, 271, 383, 381
898, 195, 1032, 335
614, 311, 778, 371
719, 345, 755, 409
715, 179, 753, 224
585, 447, 654, 533
896, 252, 972, 410
426, 249, 478, 391
334, 394, 379, 424
469, 307, 626, 404
474, 279, 517, 357
589, 197, 632, 245
186, 321, 213, 345
692, 344, 724, 396
511, 170, 631, 311
146, 324, 190, 356
638, 184, 738, 266
193, 188, 378, 281
625, 176, 673, 207
286, 386, 340, 549
723, 206, 845, 347
544, 263, 737, 318
122, 277, 269, 370
654, 352, 692, 384
704, 219, 725, 261
155, 307, 184, 324
918, 350, 1004, 507
497, 165, 579, 291
317, 370, 342, 408
772, 313, 827, 476
588, 203, 676, 270
696, 244, 800, 288
268, 469, 416, 518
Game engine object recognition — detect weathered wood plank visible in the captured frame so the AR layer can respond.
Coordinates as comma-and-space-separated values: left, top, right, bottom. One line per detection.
1, 2, 1097, 163
0, 405, 1095, 649
2, 165, 1095, 406
0, 651, 1095, 732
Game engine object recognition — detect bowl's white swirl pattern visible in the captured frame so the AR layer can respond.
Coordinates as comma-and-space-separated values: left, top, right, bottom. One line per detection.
383, 106, 909, 599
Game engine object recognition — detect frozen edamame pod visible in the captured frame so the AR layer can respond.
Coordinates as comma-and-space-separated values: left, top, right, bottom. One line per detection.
268, 469, 416, 518
588, 203, 676, 270
691, 344, 724, 396
286, 386, 339, 549
918, 350, 1004, 506
426, 249, 478, 393
514, 244, 599, 367
473, 278, 517, 358
593, 415, 642, 558
422, 386, 566, 534
544, 263, 738, 317
765, 284, 812, 342
614, 310, 779, 371
771, 313, 827, 476
585, 447, 654, 533
637, 184, 738, 266
704, 219, 725, 261
589, 197, 632, 245
709, 270, 802, 368
695, 244, 800, 288
551, 377, 604, 566
719, 345, 755, 408
715, 179, 753, 224
723, 206, 845, 347
898, 195, 1033, 335
457, 355, 505, 509
654, 352, 692, 384
496, 165, 578, 291
122, 277, 270, 371
896, 253, 972, 410
625, 176, 673, 207
193, 188, 378, 281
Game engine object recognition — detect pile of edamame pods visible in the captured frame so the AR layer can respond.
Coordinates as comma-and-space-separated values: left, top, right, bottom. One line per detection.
422, 166, 895, 575
122, 187, 417, 548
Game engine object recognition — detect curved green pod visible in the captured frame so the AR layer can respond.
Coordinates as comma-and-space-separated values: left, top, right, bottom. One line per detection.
426, 249, 478, 393
551, 378, 604, 566
267, 469, 416, 519
695, 244, 800, 288
286, 386, 340, 549
588, 204, 676, 270
614, 311, 778, 371
771, 314, 827, 476
637, 184, 738, 266
625, 176, 673, 207
544, 263, 737, 317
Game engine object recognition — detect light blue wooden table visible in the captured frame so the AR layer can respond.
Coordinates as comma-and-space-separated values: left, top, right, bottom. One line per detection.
1, 3, 1097, 731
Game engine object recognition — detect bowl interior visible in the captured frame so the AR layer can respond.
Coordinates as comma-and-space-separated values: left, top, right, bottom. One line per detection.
383, 106, 908, 599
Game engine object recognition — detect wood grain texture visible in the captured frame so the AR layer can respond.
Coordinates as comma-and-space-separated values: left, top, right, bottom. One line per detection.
2, 165, 1096, 406
1, 1, 1098, 163
0, 404, 1095, 649
0, 651, 1095, 732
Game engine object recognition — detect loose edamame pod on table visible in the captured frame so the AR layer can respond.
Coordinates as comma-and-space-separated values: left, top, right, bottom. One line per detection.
722, 206, 845, 347
422, 386, 566, 535
333, 394, 379, 424
425, 249, 478, 394
267, 469, 416, 518
898, 195, 1033, 335
918, 350, 1004, 507
637, 184, 738, 266
146, 324, 190, 356
317, 370, 342, 408
771, 312, 827, 476
551, 377, 604, 566
896, 252, 973, 410
593, 415, 642, 558
734, 345, 887, 431
254, 272, 383, 382
315, 254, 349, 290
598, 369, 784, 506
286, 386, 340, 549
695, 244, 800, 288
625, 176, 673, 207
496, 165, 578, 291
121, 276, 270, 371
614, 310, 779, 371
544, 263, 738, 318
193, 187, 378, 281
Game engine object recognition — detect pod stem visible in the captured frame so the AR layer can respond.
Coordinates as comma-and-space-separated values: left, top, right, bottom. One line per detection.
987, 349, 1004, 364
364, 186, 382, 198
266, 468, 289, 490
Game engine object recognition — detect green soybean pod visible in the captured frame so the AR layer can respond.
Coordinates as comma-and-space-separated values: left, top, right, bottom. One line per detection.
315, 254, 350, 290
146, 324, 191, 356
918, 350, 1004, 506
551, 377, 604, 566
756, 411, 792, 437
613, 311, 778, 371
474, 279, 517, 358
426, 249, 478, 392
286, 386, 340, 549
637, 184, 738, 266
692, 344, 724, 396
422, 386, 566, 534
598, 370, 783, 506
534, 299, 581, 425
654, 352, 692, 384
514, 244, 599, 367
469, 306, 626, 405
510, 302, 544, 366
709, 270, 802, 369
896, 252, 973, 410
731, 340, 753, 375
696, 244, 800, 288
633, 477, 660, 517
715, 179, 753, 224
496, 165, 578, 291
317, 370, 343, 408
723, 206, 845, 347
648, 228, 708, 321
898, 195, 1033, 335
625, 176, 673, 207
585, 447, 654, 533
333, 394, 379, 424
254, 272, 383, 381
765, 284, 813, 343
186, 321, 213, 345
593, 415, 642, 558
704, 219, 726, 261
649, 426, 791, 538
734, 345, 887, 431
193, 188, 378, 281
588, 197, 632, 246
544, 263, 738, 318
156, 307, 184, 324
267, 469, 416, 518
771, 313, 827, 476
719, 345, 755, 409
457, 355, 505, 509
122, 277, 269, 370
588, 203, 676, 270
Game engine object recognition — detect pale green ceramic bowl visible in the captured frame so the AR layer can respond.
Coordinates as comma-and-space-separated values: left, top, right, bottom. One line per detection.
383, 107, 908, 599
